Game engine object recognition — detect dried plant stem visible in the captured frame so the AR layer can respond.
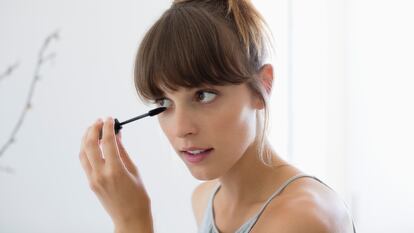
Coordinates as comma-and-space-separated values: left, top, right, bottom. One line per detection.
0, 30, 59, 162
0, 62, 19, 82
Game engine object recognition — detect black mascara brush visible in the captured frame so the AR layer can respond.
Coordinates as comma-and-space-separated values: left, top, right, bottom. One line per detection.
99, 107, 167, 140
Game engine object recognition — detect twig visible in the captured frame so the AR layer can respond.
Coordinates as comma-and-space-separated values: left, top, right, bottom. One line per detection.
0, 62, 20, 82
0, 30, 59, 159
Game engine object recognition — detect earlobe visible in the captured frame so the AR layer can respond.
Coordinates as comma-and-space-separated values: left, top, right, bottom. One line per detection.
254, 97, 265, 110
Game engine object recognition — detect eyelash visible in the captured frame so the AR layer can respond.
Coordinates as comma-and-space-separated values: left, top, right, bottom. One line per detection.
154, 89, 218, 108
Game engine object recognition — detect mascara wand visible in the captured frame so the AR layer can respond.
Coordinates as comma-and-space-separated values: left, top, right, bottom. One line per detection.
99, 107, 167, 140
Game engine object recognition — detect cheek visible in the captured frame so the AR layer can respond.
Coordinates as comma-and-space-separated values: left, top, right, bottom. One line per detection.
157, 116, 174, 145
213, 103, 257, 157
157, 117, 165, 134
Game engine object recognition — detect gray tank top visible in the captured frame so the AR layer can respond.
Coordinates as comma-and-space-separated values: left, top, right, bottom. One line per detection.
197, 174, 357, 233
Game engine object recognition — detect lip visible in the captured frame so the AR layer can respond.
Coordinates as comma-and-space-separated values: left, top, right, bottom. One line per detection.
180, 147, 213, 152
181, 148, 214, 164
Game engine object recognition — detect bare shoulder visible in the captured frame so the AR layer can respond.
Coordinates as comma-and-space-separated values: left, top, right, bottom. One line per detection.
254, 177, 355, 233
191, 179, 220, 227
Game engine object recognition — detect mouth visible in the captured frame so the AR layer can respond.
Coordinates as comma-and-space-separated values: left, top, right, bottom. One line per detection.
181, 148, 214, 164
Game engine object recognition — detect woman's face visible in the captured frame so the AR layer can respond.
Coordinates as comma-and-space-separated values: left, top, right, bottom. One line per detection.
156, 83, 263, 180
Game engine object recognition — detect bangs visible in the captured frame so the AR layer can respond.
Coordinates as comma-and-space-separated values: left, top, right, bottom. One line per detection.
134, 4, 255, 104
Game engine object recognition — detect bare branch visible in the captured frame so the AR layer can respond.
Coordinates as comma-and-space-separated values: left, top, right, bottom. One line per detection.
0, 30, 60, 161
0, 62, 20, 82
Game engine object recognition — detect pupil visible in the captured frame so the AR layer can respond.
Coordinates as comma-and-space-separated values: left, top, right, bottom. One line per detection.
199, 92, 204, 100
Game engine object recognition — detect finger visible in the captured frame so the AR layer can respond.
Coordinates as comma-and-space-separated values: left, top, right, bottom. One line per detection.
116, 136, 138, 176
84, 119, 105, 170
79, 151, 92, 179
80, 127, 89, 149
101, 117, 123, 167
79, 128, 92, 178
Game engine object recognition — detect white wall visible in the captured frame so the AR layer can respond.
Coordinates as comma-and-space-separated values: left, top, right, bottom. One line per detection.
288, 0, 414, 232
347, 0, 414, 232
288, 0, 350, 195
2, 0, 413, 232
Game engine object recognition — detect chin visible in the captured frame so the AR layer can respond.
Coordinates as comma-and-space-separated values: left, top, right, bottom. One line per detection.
186, 165, 221, 181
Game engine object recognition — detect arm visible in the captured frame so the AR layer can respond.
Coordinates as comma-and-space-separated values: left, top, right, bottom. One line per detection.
114, 210, 154, 233
272, 207, 333, 233
267, 197, 354, 233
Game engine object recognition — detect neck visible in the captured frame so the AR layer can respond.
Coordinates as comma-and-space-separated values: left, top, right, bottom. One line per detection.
217, 142, 295, 207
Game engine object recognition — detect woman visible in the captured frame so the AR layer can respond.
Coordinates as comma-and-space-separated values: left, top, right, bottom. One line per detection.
79, 0, 357, 232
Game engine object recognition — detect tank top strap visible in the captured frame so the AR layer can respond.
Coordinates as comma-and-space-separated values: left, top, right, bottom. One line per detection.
246, 173, 357, 233
208, 174, 314, 233
210, 183, 222, 233
197, 183, 221, 233
202, 174, 357, 233
245, 173, 317, 229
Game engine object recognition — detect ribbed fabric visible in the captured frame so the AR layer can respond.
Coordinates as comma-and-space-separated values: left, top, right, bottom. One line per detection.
197, 174, 357, 233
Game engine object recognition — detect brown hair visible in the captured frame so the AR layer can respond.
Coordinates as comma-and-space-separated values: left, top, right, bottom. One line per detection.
134, 0, 275, 166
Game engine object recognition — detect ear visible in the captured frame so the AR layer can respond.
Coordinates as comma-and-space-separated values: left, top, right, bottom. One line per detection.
252, 64, 274, 109
259, 64, 274, 95
253, 64, 273, 109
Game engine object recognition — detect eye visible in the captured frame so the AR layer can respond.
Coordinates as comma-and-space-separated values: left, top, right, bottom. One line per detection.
153, 89, 218, 108
154, 98, 172, 108
196, 90, 217, 104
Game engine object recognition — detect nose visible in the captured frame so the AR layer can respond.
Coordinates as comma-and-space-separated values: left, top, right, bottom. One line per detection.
172, 105, 198, 138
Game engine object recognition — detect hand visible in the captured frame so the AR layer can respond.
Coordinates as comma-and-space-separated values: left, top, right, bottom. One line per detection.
79, 117, 153, 230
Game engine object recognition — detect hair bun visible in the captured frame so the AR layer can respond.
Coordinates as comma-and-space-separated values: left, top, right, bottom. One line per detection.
226, 0, 265, 57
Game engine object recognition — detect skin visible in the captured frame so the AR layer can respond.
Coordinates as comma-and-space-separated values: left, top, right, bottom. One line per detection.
79, 64, 354, 232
